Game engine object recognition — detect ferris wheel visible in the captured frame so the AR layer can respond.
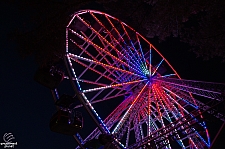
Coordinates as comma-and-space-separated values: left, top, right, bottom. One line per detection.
36, 10, 225, 149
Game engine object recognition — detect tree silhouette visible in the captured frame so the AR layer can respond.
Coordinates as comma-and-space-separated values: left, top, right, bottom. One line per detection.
11, 0, 225, 66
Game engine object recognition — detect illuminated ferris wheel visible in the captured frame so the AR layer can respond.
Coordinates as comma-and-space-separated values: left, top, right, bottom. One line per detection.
37, 10, 225, 149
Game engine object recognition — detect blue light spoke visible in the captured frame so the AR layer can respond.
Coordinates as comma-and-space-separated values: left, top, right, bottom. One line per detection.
161, 74, 176, 78
130, 40, 148, 74
152, 59, 164, 76
69, 53, 144, 78
69, 28, 143, 76
136, 35, 148, 75
119, 23, 145, 75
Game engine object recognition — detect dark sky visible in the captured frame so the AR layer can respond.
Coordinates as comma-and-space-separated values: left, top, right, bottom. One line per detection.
1, 2, 225, 149
0, 2, 76, 149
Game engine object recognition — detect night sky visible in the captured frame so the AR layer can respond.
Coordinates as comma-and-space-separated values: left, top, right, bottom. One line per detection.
1, 2, 225, 149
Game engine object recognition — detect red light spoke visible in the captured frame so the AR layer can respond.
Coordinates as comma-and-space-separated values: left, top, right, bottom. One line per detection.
104, 15, 144, 74
155, 86, 172, 121
68, 28, 142, 76
76, 15, 143, 75
152, 85, 165, 127
82, 79, 146, 93
68, 54, 115, 82
120, 23, 144, 71
112, 82, 148, 134
69, 53, 143, 78
70, 39, 122, 81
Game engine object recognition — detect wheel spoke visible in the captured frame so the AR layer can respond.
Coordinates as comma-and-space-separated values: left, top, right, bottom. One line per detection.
82, 79, 146, 93
68, 28, 143, 75
69, 53, 144, 78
